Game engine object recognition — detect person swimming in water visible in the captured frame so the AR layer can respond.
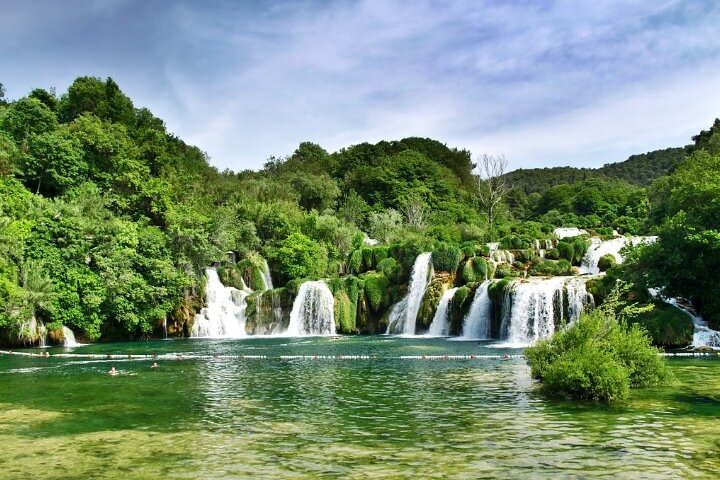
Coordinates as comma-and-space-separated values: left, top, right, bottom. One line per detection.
108, 366, 118, 376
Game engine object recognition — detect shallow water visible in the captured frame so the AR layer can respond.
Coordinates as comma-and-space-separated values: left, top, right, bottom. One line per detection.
0, 337, 718, 479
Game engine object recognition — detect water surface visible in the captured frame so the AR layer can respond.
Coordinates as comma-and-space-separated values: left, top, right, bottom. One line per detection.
1, 337, 718, 479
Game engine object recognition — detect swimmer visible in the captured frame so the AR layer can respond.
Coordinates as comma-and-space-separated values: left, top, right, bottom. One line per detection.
151, 362, 159, 369
108, 366, 118, 376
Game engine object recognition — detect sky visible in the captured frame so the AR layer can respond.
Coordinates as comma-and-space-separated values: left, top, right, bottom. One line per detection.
1, 0, 719, 172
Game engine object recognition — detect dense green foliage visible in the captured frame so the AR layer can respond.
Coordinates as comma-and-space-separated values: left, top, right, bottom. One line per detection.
1, 74, 718, 348
525, 300, 669, 403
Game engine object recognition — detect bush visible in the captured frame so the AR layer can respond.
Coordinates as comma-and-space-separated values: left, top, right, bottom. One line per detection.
525, 303, 669, 403
377, 257, 401, 283
545, 248, 560, 260
432, 243, 462, 272
628, 303, 694, 348
597, 254, 617, 272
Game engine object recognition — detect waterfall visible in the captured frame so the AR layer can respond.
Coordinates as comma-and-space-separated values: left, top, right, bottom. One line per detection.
62, 326, 79, 347
386, 252, 433, 335
487, 243, 514, 264
262, 260, 274, 291
191, 268, 249, 338
580, 236, 657, 275
286, 281, 335, 336
565, 277, 592, 323
499, 277, 593, 346
426, 287, 458, 337
461, 280, 492, 340
554, 227, 588, 239
651, 292, 720, 350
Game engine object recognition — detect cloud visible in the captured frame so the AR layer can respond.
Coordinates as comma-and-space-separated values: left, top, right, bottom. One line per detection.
1, 0, 719, 171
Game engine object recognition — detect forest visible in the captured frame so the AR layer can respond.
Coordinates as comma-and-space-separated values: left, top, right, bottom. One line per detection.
1, 77, 719, 347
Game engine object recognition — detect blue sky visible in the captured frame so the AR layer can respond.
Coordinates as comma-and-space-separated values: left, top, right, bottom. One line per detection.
2, 0, 719, 172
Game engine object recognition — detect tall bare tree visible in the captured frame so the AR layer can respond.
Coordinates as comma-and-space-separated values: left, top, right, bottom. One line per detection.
475, 154, 509, 231
400, 191, 427, 229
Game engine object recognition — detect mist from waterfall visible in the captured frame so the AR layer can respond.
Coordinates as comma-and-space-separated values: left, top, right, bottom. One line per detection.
386, 252, 433, 335
426, 287, 458, 337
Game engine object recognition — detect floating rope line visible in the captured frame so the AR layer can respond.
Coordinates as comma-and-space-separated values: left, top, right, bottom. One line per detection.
1, 349, 717, 361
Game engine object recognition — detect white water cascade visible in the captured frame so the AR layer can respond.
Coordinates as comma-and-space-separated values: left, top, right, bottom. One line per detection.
191, 268, 250, 338
500, 277, 592, 346
461, 280, 492, 340
262, 260, 274, 291
286, 281, 336, 336
580, 236, 657, 275
487, 243, 514, 264
62, 326, 79, 347
426, 287, 458, 337
386, 252, 433, 335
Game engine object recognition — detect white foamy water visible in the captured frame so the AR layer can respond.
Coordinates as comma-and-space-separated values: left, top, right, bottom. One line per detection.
262, 260, 274, 291
426, 287, 458, 337
286, 281, 336, 336
62, 326, 80, 347
191, 269, 249, 338
386, 253, 433, 335
461, 280, 492, 340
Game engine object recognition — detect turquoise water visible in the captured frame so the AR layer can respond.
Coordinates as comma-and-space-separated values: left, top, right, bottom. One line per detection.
1, 337, 718, 479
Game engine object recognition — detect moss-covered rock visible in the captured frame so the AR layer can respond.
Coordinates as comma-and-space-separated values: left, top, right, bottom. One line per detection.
245, 288, 292, 334
168, 293, 202, 337
448, 284, 475, 336
488, 278, 513, 336
361, 272, 390, 313
461, 256, 489, 284
416, 276, 447, 332
628, 302, 694, 348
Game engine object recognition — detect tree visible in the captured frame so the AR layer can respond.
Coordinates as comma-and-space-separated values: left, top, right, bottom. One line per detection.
400, 191, 427, 229
475, 154, 509, 231
0, 82, 6, 105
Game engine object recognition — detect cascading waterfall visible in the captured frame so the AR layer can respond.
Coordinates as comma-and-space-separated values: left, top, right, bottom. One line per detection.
262, 260, 274, 290
580, 236, 657, 275
425, 287, 458, 337
191, 268, 249, 338
499, 277, 593, 346
286, 281, 335, 335
62, 326, 79, 347
461, 280, 492, 340
565, 277, 593, 323
487, 243, 514, 264
386, 252, 433, 335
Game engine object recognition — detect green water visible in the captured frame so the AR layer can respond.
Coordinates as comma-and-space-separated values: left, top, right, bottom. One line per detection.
1, 337, 718, 479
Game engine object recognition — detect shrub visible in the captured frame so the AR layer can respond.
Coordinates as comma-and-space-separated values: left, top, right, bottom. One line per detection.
432, 243, 461, 272
545, 248, 560, 260
525, 300, 669, 403
494, 263, 517, 279
348, 249, 363, 274
377, 257, 400, 283
597, 254, 617, 272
